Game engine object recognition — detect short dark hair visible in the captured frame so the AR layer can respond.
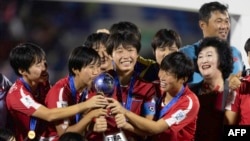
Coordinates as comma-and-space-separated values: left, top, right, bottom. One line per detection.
106, 32, 141, 55
109, 21, 141, 40
244, 38, 250, 54
58, 132, 85, 141
68, 46, 100, 76
197, 37, 233, 79
160, 52, 194, 82
84, 32, 109, 50
151, 28, 182, 51
0, 128, 15, 141
9, 42, 46, 76
199, 1, 228, 23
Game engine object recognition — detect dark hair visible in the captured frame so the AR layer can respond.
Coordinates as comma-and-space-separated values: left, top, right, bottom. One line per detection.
199, 1, 228, 23
109, 21, 141, 40
106, 32, 141, 55
0, 128, 15, 141
244, 38, 250, 54
9, 42, 46, 76
160, 52, 194, 82
58, 132, 85, 141
151, 28, 182, 51
197, 37, 233, 79
84, 32, 109, 50
68, 46, 100, 76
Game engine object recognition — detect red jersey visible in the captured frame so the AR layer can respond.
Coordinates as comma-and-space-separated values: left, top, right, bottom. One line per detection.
6, 79, 50, 141
151, 86, 200, 141
86, 71, 157, 141
225, 75, 250, 125
41, 76, 85, 141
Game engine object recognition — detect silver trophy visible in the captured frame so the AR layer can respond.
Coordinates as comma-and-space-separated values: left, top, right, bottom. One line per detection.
93, 72, 115, 97
93, 73, 128, 141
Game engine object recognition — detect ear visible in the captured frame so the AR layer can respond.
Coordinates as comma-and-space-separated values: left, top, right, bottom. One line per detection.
18, 68, 26, 76
183, 77, 188, 83
72, 68, 80, 76
199, 20, 206, 30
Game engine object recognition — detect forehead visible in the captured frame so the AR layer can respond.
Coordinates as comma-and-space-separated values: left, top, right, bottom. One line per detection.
209, 10, 230, 20
200, 46, 217, 53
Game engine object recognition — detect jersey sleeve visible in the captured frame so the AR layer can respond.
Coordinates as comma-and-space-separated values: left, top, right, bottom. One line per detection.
7, 85, 41, 116
162, 95, 199, 131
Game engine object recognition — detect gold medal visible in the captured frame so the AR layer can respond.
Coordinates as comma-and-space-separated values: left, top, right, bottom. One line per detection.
28, 130, 36, 140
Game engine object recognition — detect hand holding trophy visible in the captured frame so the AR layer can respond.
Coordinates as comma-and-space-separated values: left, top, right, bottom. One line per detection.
93, 72, 128, 141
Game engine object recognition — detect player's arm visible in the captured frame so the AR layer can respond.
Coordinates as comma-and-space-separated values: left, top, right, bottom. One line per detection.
115, 113, 158, 137
108, 98, 168, 135
32, 95, 108, 122
125, 111, 167, 135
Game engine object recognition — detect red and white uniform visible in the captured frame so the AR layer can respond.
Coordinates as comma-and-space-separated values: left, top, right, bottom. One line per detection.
41, 76, 83, 141
6, 79, 50, 141
225, 75, 250, 125
151, 86, 200, 141
86, 71, 157, 141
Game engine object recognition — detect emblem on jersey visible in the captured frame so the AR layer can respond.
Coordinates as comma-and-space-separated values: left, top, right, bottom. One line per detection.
172, 109, 186, 123
20, 94, 36, 108
56, 101, 68, 108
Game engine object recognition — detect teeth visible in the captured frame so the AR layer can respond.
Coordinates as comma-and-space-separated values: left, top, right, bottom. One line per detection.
121, 61, 131, 64
202, 65, 210, 69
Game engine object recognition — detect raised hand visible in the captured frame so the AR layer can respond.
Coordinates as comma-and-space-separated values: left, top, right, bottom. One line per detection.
228, 72, 242, 90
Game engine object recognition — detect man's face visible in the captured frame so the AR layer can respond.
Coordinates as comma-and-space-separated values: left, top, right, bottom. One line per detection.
200, 10, 230, 40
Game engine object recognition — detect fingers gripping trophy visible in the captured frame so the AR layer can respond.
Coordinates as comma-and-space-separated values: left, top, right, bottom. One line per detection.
93, 72, 128, 141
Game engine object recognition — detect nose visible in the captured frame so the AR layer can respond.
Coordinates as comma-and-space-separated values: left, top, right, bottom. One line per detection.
99, 51, 104, 58
42, 61, 48, 71
93, 66, 101, 76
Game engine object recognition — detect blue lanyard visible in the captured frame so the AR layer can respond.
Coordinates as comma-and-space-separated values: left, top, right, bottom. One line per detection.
20, 78, 37, 132
114, 71, 137, 110
159, 86, 185, 118
69, 76, 87, 122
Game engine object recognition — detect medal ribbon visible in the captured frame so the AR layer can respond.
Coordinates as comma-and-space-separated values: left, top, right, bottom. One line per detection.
69, 75, 87, 122
20, 78, 37, 132
114, 71, 137, 110
159, 85, 185, 118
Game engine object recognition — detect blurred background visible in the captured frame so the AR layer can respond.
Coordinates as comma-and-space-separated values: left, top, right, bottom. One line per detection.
1, 0, 204, 84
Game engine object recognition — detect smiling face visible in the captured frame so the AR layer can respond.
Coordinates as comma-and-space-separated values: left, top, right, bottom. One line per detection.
21, 57, 49, 84
197, 46, 222, 79
111, 44, 138, 73
200, 10, 230, 40
158, 69, 183, 95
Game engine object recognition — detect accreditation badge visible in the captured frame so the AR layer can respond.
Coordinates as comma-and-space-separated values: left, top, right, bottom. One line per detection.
28, 130, 36, 140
